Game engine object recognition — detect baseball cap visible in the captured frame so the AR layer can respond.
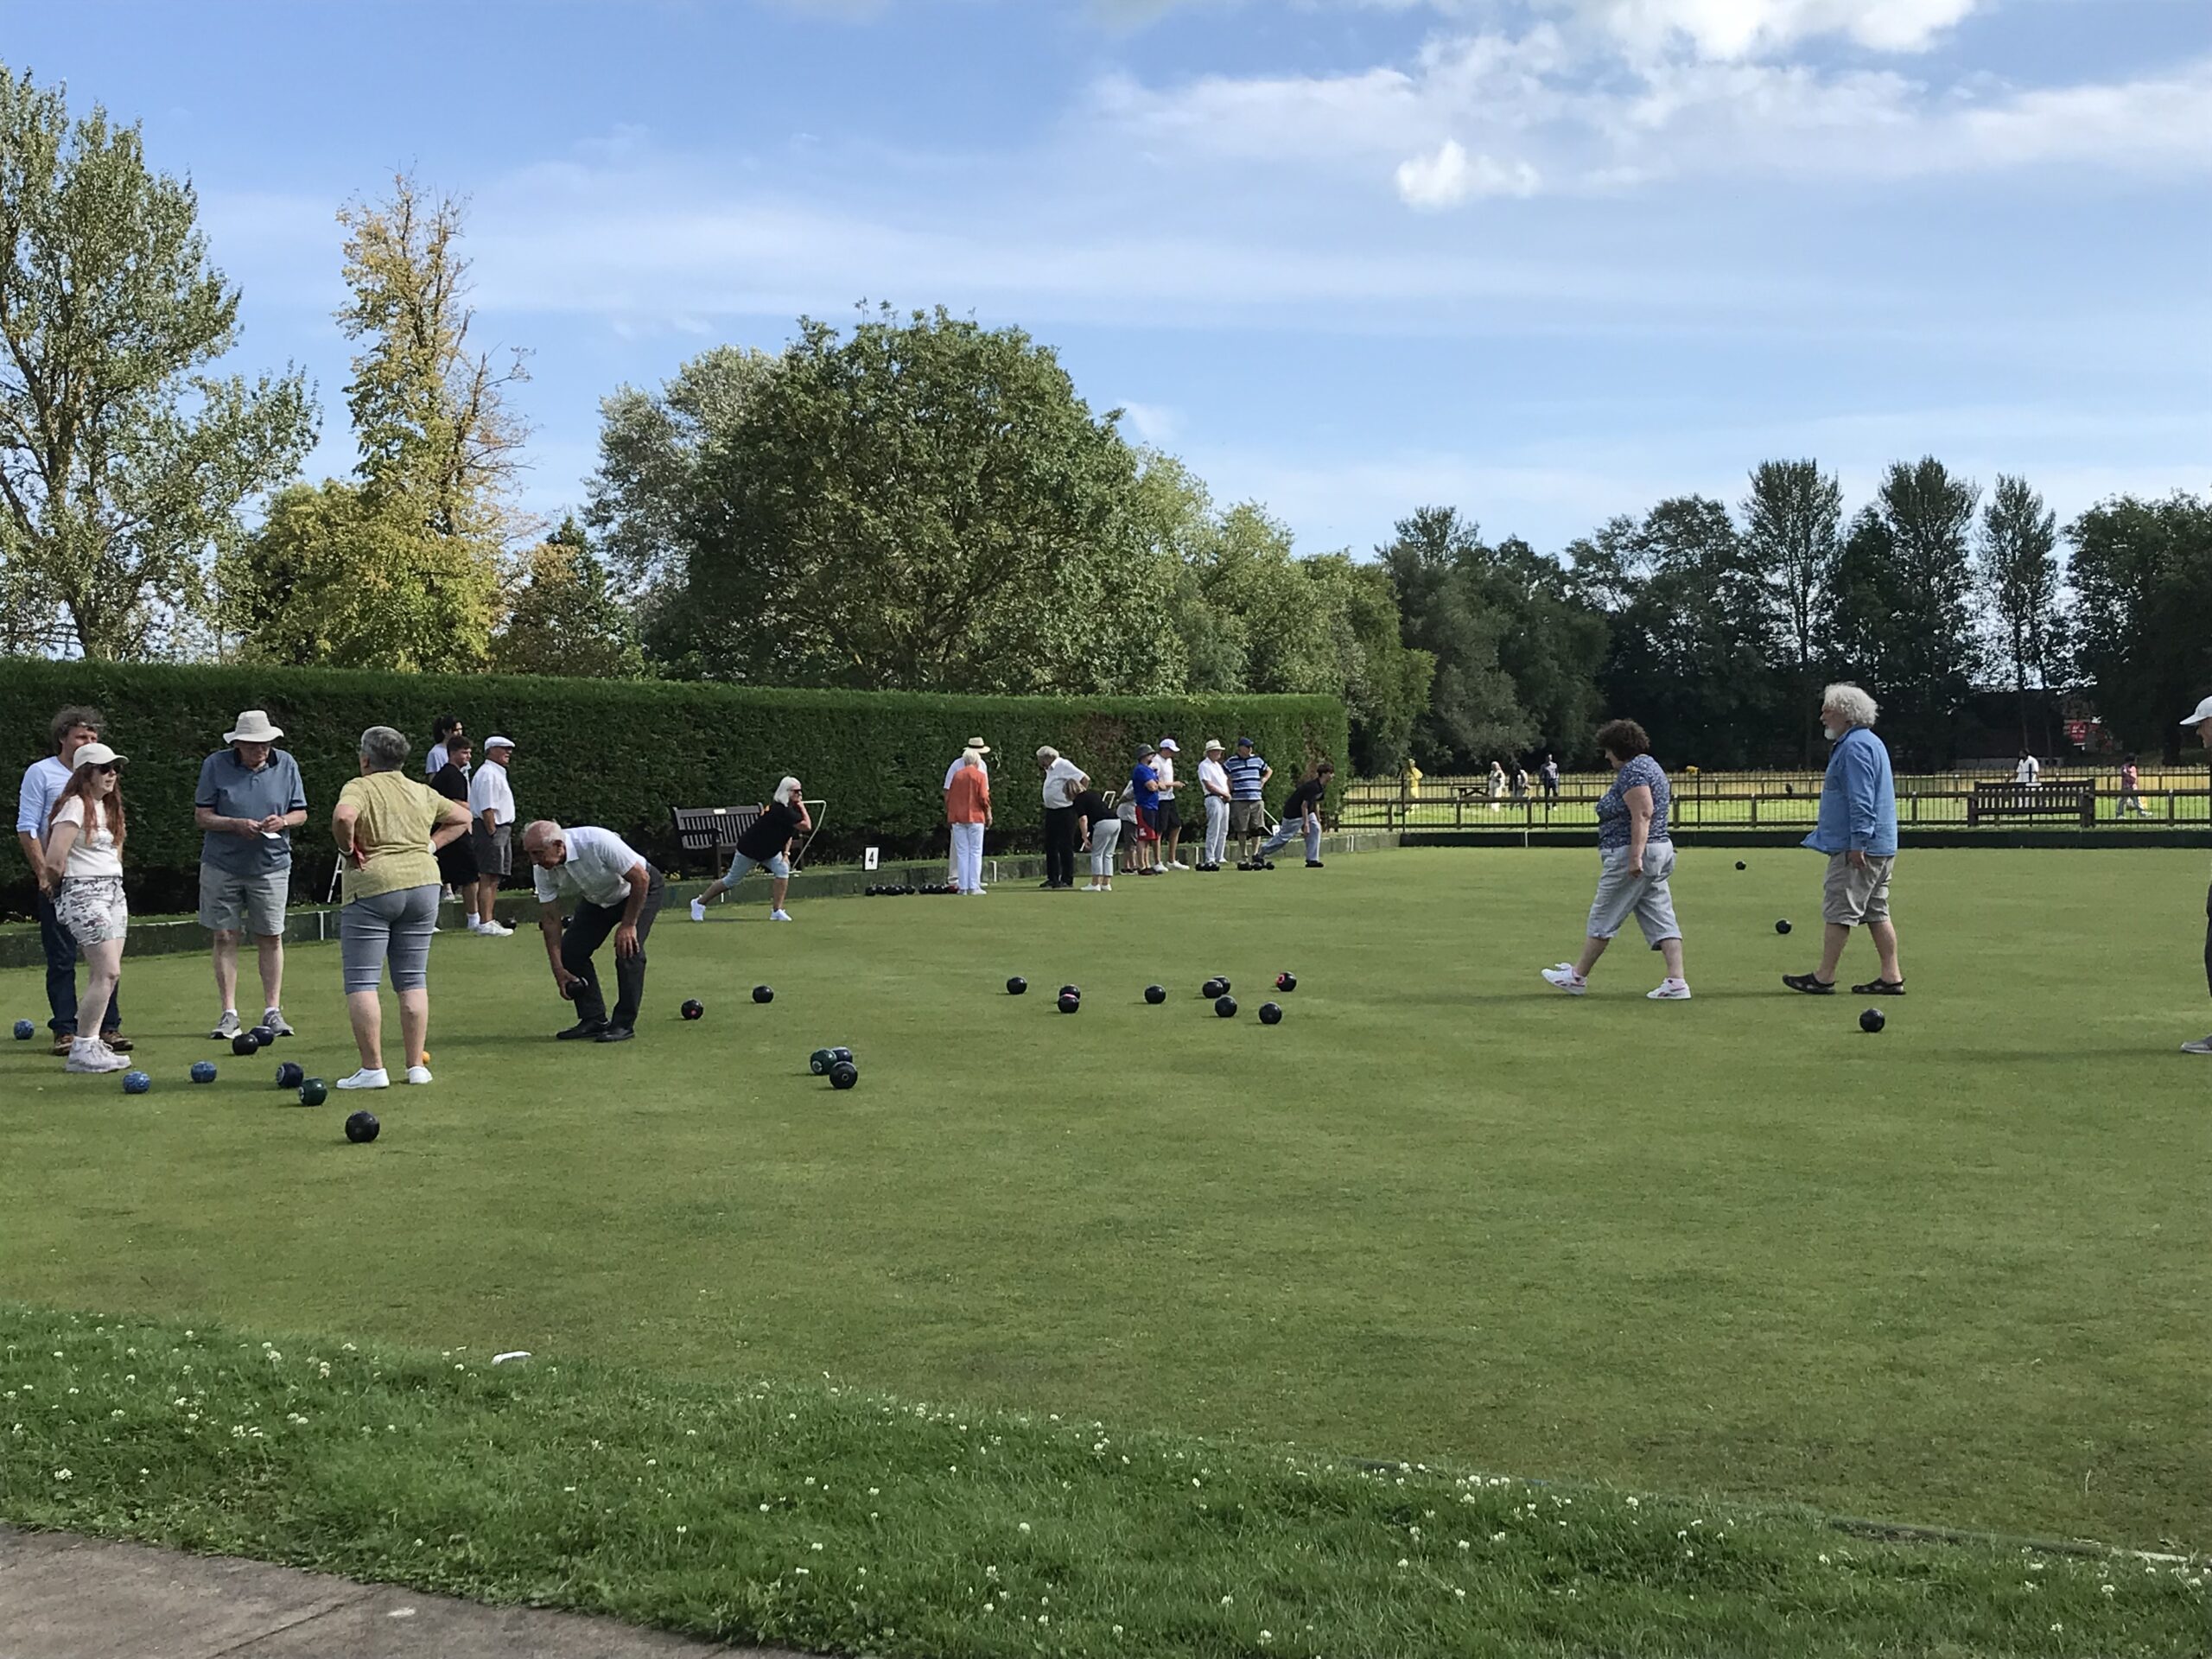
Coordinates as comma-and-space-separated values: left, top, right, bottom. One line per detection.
1158, 737, 1179, 753
2181, 696, 2212, 727
71, 741, 125, 770
1236, 735, 1255, 747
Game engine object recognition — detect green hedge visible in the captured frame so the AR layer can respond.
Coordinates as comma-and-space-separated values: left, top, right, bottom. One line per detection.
0, 662, 1346, 916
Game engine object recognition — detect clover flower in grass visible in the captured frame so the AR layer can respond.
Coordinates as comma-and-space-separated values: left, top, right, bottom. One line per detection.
52, 1468, 70, 1481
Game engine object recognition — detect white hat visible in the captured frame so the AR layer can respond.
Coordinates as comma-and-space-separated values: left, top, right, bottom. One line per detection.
486, 734, 517, 752
1204, 738, 1224, 753
72, 741, 125, 770
966, 737, 991, 754
1158, 737, 1179, 752
2181, 696, 2212, 727
224, 709, 283, 743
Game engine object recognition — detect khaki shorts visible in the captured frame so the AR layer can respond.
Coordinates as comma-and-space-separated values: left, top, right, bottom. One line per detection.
1229, 799, 1265, 836
199, 864, 289, 936
1822, 852, 1894, 926
1586, 842, 1681, 944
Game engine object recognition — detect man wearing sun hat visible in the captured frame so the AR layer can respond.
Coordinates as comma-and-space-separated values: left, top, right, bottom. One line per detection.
194, 709, 308, 1041
944, 737, 989, 793
2181, 695, 2212, 1056
1196, 739, 1232, 870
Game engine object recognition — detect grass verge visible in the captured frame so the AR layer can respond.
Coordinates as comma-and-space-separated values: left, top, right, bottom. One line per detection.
3, 1305, 2203, 1658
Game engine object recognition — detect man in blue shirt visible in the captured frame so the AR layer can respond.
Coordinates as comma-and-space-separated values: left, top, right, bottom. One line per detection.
1783, 683, 1904, 996
14, 705, 129, 1055
194, 709, 308, 1039
1127, 744, 1161, 876
1224, 736, 1272, 867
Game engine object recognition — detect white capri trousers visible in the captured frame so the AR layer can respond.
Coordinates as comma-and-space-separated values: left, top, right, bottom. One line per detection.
1087, 817, 1122, 878
950, 821, 986, 893
1585, 842, 1681, 944
1202, 796, 1229, 866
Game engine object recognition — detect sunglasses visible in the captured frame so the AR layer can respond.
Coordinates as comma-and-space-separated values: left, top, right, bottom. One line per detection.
91, 763, 119, 775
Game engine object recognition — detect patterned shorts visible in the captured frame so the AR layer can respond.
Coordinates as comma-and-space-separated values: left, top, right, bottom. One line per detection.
55, 876, 128, 945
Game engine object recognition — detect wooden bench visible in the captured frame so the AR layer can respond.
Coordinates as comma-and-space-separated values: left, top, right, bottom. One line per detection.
1965, 782, 2094, 827
670, 804, 761, 868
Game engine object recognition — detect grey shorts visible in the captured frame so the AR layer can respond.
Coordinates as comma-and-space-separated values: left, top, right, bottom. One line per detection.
340, 884, 440, 995
472, 822, 512, 877
1230, 799, 1265, 835
722, 848, 791, 882
1586, 842, 1681, 944
1822, 852, 1895, 925
200, 863, 289, 936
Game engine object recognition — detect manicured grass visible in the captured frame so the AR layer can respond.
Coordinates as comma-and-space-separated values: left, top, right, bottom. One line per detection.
4, 1306, 2204, 1658
2, 849, 2207, 1564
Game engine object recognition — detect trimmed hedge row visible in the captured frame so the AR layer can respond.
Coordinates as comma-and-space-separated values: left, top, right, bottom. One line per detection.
0, 662, 1346, 917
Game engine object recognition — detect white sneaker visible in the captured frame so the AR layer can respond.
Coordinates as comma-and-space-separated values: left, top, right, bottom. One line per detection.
1170, 861, 1190, 870
1541, 965, 1588, 996
466, 918, 485, 933
208, 1009, 241, 1039
404, 1065, 434, 1084
2182, 1035, 2212, 1056
1646, 978, 1693, 1001
336, 1068, 390, 1090
480, 921, 514, 937
690, 899, 706, 922
262, 1007, 294, 1037
769, 909, 792, 922
66, 1037, 127, 1074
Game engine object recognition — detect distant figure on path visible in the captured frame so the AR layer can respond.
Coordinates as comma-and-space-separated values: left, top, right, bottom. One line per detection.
1541, 720, 1688, 1001
1540, 753, 1560, 807
2015, 749, 2041, 787
1488, 760, 1507, 807
1783, 683, 1904, 998
2117, 754, 2147, 819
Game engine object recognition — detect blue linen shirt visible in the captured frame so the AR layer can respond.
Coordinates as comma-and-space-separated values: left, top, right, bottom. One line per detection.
195, 747, 308, 875
1596, 754, 1671, 851
16, 755, 70, 841
1804, 726, 1898, 857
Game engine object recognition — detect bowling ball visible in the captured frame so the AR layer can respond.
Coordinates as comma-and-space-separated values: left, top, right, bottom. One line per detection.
345, 1109, 379, 1142
276, 1061, 305, 1089
296, 1077, 328, 1106
189, 1060, 217, 1084
681, 999, 704, 1020
232, 1031, 264, 1056
828, 1060, 859, 1090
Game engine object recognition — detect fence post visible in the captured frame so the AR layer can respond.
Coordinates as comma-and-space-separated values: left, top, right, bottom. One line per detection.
1750, 797, 1758, 829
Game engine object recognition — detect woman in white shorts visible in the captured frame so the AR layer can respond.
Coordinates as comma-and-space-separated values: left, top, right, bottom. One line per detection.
1541, 719, 1689, 1001
43, 742, 132, 1074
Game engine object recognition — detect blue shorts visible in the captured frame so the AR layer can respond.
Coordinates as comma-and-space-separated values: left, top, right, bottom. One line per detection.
723, 848, 791, 883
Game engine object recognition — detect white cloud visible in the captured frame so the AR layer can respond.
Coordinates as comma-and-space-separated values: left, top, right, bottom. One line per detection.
1395, 139, 1541, 206
1562, 0, 1982, 60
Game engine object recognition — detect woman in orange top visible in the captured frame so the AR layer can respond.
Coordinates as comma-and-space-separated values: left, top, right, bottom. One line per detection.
945, 751, 992, 895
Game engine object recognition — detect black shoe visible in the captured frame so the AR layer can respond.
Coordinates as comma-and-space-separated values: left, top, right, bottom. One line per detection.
1852, 977, 1906, 995
1039, 880, 1058, 888
556, 1018, 610, 1040
1306, 860, 1325, 868
594, 1025, 636, 1043
1780, 973, 1835, 995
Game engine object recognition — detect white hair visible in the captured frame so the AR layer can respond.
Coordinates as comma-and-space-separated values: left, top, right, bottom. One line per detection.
521, 818, 563, 850
772, 776, 802, 805
1821, 683, 1879, 729
956, 752, 981, 770
1035, 746, 1058, 763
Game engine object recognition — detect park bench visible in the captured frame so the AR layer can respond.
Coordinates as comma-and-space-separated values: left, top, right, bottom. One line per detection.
1965, 782, 2094, 827
670, 804, 763, 870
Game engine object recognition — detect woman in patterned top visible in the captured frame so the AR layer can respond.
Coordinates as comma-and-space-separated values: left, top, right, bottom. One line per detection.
1541, 719, 1690, 1000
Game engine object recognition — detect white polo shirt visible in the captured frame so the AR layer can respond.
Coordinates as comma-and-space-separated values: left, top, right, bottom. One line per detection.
1198, 757, 1230, 798
1041, 757, 1084, 809
467, 760, 516, 826
1153, 753, 1177, 799
532, 825, 645, 908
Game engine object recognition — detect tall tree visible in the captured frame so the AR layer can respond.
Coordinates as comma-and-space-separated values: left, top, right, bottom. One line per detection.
1977, 474, 2063, 752
1462, 535, 1609, 763
1377, 507, 1531, 768
1827, 457, 1981, 766
0, 62, 316, 658
2067, 492, 2212, 761
492, 516, 645, 679
1741, 459, 1842, 761
1302, 551, 1434, 774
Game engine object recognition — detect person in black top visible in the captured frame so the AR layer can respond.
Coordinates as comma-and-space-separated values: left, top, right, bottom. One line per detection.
1255, 761, 1334, 868
1070, 783, 1121, 892
689, 776, 810, 922
429, 734, 480, 902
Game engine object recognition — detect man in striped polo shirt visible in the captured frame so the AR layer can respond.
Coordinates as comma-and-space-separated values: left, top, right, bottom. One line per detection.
1224, 736, 1272, 868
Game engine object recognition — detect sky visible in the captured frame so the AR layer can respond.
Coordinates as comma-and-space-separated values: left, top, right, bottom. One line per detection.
8, 0, 2208, 558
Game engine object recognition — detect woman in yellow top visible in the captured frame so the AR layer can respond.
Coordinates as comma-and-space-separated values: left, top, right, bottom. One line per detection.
330, 726, 471, 1091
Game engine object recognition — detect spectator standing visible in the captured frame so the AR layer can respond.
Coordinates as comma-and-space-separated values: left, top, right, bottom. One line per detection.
194, 709, 308, 1040
16, 706, 128, 1056
1488, 760, 1508, 807
945, 753, 991, 894
1128, 744, 1162, 876
524, 819, 664, 1044
331, 726, 470, 1090
1224, 737, 1272, 867
1071, 779, 1120, 892
1510, 761, 1530, 801
1116, 785, 1141, 875
43, 742, 132, 1073
1541, 720, 1689, 1001
466, 736, 518, 936
1783, 684, 1904, 997
1154, 738, 1187, 869
1036, 746, 1087, 890
1255, 761, 1335, 867
1540, 753, 1560, 806
2179, 699, 2212, 1055
691, 778, 810, 921
2118, 754, 2147, 819
944, 738, 989, 793
429, 734, 480, 912
1197, 739, 1231, 870
2015, 749, 2042, 786
425, 715, 467, 780
1402, 755, 1422, 805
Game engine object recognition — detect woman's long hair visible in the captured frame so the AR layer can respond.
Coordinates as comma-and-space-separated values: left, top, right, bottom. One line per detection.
773, 776, 803, 805
48, 763, 125, 849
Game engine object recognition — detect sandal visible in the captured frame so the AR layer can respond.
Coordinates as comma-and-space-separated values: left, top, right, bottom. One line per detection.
1781, 972, 1835, 995
1852, 978, 1906, 995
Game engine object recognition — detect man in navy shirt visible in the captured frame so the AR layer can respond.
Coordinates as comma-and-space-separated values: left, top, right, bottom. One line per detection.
1223, 737, 1272, 867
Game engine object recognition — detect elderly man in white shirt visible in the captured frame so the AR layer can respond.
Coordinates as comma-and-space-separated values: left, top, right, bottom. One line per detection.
465, 736, 518, 935
1154, 737, 1189, 869
522, 818, 664, 1044
1196, 739, 1232, 870
1036, 744, 1088, 889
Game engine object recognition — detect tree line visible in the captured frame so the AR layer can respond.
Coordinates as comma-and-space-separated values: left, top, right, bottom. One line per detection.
3, 62, 2207, 769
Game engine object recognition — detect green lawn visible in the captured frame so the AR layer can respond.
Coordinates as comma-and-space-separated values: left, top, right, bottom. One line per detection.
3, 849, 2207, 1561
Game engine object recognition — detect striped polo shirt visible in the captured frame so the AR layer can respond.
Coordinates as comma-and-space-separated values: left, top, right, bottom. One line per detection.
1224, 753, 1268, 800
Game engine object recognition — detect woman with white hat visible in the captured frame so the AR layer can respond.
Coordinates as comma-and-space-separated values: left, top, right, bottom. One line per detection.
42, 741, 132, 1073
2182, 696, 2212, 1056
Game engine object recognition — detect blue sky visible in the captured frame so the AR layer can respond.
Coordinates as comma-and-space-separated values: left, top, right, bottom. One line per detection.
10, 0, 2208, 557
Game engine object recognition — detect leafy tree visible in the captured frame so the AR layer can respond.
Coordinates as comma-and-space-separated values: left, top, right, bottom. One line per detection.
664, 306, 1178, 693
1742, 459, 1843, 761
1301, 551, 1433, 773
1827, 458, 1982, 766
2067, 492, 2212, 760
1377, 507, 1530, 768
221, 480, 500, 671
0, 62, 316, 658
1461, 536, 1608, 763
492, 517, 645, 679
1977, 474, 2063, 751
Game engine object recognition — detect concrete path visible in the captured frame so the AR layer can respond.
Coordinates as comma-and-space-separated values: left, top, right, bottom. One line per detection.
0, 1525, 790, 1659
